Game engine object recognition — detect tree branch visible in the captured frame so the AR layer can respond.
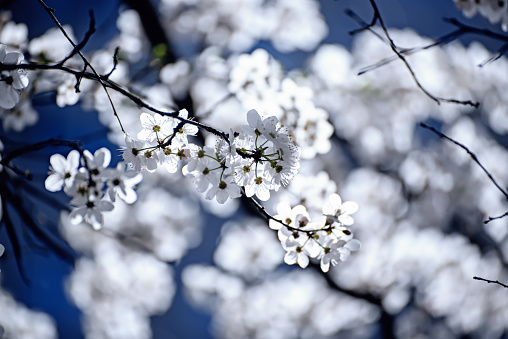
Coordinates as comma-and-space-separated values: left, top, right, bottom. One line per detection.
347, 0, 479, 108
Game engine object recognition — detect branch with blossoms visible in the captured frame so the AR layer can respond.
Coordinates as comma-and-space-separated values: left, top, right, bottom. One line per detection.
0, 2, 362, 274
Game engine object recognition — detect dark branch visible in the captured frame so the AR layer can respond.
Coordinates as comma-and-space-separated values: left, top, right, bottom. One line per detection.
347, 0, 479, 108
55, 10, 96, 67
420, 122, 508, 222
473, 276, 508, 288
102, 47, 120, 80
37, 0, 125, 132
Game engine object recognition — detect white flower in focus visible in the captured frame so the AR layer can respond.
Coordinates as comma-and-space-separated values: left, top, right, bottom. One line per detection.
137, 112, 175, 142
45, 150, 80, 192
122, 134, 158, 172
283, 238, 312, 268
232, 158, 254, 187
244, 174, 272, 201
0, 44, 29, 110
184, 154, 221, 193
319, 239, 344, 273
269, 202, 309, 231
205, 175, 242, 204
318, 238, 360, 272
157, 146, 180, 173
174, 109, 198, 145
322, 193, 358, 226
216, 129, 238, 167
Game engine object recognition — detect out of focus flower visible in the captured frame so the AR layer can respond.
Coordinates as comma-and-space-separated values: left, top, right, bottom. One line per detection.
454, 0, 508, 30
69, 196, 114, 230
105, 162, 143, 204
0, 44, 29, 109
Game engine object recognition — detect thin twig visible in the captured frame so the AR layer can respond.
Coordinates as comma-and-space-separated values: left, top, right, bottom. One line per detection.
346, 0, 479, 108
36, 0, 125, 132
484, 212, 508, 224
420, 123, 508, 200
102, 47, 120, 80
55, 10, 96, 67
473, 276, 508, 288
420, 122, 508, 223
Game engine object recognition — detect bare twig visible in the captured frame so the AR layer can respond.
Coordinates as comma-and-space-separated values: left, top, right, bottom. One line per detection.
420, 122, 508, 223
484, 212, 508, 224
346, 0, 479, 108
55, 10, 96, 67
36, 0, 125, 132
473, 276, 508, 288
102, 47, 120, 80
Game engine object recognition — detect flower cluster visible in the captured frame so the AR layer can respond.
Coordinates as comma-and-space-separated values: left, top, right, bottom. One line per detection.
123, 108, 301, 203
0, 44, 29, 110
122, 108, 197, 173
269, 193, 360, 272
45, 148, 142, 230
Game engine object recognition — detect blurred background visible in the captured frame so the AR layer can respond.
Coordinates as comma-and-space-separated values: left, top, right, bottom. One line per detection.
1, 0, 508, 338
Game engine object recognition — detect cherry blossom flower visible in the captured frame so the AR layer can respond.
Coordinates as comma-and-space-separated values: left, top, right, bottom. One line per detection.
69, 196, 114, 230
282, 238, 312, 268
322, 193, 359, 226
244, 174, 272, 201
137, 112, 175, 142
56, 74, 80, 107
122, 134, 157, 172
83, 147, 112, 177
45, 150, 80, 193
174, 109, 198, 145
0, 44, 29, 110
104, 162, 143, 204
205, 175, 242, 204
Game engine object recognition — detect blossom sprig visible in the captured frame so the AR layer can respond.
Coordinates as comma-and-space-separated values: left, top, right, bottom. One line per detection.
45, 147, 142, 230
123, 108, 300, 203
267, 193, 361, 272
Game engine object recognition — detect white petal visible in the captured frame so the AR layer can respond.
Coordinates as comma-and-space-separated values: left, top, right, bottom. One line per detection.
49, 153, 67, 172
284, 251, 298, 265
338, 215, 354, 226
297, 253, 309, 268
95, 148, 111, 168
346, 239, 361, 252
216, 190, 229, 204
341, 201, 359, 215
118, 187, 137, 204
69, 207, 86, 225
247, 109, 261, 128
256, 185, 270, 201
320, 257, 330, 273
45, 173, 64, 192
67, 150, 80, 170
86, 209, 103, 230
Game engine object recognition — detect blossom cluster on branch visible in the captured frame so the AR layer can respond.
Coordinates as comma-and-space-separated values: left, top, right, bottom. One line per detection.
0, 12, 360, 273
45, 147, 142, 230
